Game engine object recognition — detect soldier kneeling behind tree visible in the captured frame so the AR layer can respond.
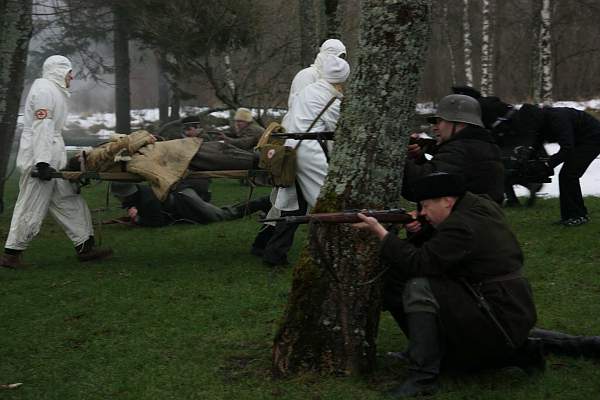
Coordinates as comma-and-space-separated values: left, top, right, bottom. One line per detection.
354, 172, 543, 398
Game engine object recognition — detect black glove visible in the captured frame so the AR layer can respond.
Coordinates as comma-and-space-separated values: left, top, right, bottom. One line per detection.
34, 162, 55, 181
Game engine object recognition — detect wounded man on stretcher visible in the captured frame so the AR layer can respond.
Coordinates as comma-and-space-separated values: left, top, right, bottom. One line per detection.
60, 130, 260, 201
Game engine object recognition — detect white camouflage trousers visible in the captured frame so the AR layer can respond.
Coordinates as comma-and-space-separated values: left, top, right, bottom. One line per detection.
5, 168, 93, 250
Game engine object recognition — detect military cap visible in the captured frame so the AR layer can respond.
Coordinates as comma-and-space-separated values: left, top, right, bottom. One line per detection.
181, 116, 201, 126
451, 85, 482, 99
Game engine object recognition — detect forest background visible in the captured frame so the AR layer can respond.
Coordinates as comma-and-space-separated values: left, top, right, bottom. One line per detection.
8, 0, 600, 117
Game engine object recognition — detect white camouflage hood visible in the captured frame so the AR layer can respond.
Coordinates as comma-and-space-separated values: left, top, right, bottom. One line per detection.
313, 39, 346, 76
42, 55, 72, 93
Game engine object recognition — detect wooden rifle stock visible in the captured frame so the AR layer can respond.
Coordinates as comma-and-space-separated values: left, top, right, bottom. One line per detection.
260, 208, 417, 224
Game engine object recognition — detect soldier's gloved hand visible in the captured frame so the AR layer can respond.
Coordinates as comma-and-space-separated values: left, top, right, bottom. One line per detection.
35, 162, 56, 181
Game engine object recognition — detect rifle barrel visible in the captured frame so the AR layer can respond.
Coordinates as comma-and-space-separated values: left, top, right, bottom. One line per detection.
260, 210, 416, 224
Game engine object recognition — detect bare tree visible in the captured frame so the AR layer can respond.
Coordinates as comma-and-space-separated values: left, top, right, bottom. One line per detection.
442, 1, 458, 85
299, 0, 319, 67
272, 0, 432, 377
0, 0, 33, 213
539, 0, 553, 104
320, 0, 341, 39
480, 0, 494, 95
113, 2, 131, 133
462, 0, 474, 86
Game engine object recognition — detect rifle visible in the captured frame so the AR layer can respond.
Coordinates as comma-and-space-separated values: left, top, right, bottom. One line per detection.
267, 133, 437, 148
270, 131, 335, 140
260, 208, 417, 224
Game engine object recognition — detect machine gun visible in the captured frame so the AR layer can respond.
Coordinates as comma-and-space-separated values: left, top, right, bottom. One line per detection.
260, 208, 418, 224
503, 145, 553, 184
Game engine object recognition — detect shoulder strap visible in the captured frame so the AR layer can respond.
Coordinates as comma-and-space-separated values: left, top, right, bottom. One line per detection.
294, 96, 339, 151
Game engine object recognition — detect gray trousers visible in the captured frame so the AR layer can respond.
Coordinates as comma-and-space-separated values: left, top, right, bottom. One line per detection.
402, 278, 440, 314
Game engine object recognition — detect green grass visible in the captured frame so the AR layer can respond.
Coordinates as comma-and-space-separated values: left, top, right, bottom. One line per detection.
2, 177, 600, 399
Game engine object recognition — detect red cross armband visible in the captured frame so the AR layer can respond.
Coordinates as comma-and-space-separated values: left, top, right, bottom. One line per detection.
34, 109, 49, 120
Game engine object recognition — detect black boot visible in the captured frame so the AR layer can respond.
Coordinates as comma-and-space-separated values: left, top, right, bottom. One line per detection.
233, 195, 272, 217
512, 338, 546, 375
76, 236, 113, 262
0, 249, 25, 270
386, 312, 441, 399
530, 328, 600, 358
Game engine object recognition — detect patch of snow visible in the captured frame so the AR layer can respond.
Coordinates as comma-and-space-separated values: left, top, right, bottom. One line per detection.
25, 100, 600, 199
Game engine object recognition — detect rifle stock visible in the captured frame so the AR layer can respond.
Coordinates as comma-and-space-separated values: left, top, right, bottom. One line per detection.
260, 209, 417, 224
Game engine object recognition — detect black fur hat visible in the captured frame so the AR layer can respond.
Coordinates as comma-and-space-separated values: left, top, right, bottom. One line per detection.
479, 96, 512, 130
411, 172, 466, 202
451, 85, 482, 99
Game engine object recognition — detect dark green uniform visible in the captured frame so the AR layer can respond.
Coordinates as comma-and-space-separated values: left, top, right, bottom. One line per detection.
403, 126, 505, 204
224, 123, 264, 151
381, 192, 537, 369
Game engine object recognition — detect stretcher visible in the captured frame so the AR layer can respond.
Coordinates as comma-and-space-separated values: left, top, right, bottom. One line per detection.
33, 169, 269, 182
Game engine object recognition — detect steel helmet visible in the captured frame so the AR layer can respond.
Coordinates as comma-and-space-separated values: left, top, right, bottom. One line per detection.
427, 94, 484, 127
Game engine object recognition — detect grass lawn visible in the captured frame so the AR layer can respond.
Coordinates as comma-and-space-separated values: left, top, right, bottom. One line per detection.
1, 176, 600, 399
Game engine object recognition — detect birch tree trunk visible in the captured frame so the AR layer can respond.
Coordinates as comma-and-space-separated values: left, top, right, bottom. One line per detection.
480, 0, 494, 95
443, 2, 457, 85
0, 0, 33, 214
462, 0, 473, 86
223, 53, 237, 100
529, 0, 542, 102
113, 3, 131, 133
539, 0, 553, 104
272, 0, 432, 377
299, 0, 318, 67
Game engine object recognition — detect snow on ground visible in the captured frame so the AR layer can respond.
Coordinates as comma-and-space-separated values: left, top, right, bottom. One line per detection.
16, 100, 600, 198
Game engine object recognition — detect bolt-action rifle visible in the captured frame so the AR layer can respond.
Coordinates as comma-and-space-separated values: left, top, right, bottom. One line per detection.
268, 133, 437, 149
260, 208, 418, 224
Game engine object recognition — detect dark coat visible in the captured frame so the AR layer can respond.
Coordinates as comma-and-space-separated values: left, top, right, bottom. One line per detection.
225, 123, 264, 151
403, 126, 505, 204
540, 107, 600, 168
381, 192, 537, 369
121, 185, 170, 227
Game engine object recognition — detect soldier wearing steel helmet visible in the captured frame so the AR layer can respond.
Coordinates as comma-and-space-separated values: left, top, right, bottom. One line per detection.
403, 94, 504, 204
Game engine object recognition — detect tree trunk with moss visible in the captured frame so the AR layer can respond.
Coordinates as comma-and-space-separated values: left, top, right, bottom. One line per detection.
272, 0, 432, 377
0, 0, 32, 214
